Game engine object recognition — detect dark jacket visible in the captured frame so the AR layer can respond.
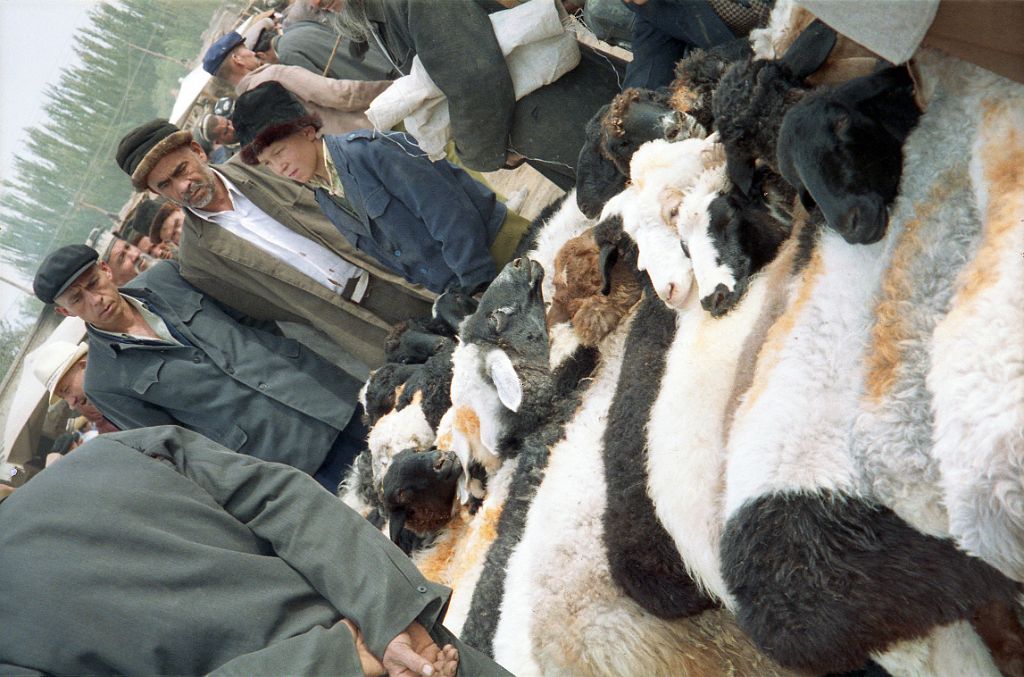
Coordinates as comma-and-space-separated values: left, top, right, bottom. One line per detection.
83, 261, 362, 474
0, 427, 512, 676
277, 19, 395, 80
316, 130, 506, 294
178, 156, 435, 370
363, 0, 626, 190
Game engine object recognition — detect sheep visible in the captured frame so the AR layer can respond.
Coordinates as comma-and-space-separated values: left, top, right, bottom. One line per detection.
610, 134, 724, 309
712, 18, 838, 195
445, 258, 600, 651
683, 166, 795, 316
668, 38, 754, 132
484, 223, 795, 676
545, 226, 642, 346
382, 447, 463, 547
777, 65, 922, 244
619, 52, 1021, 672
748, 0, 882, 86
923, 57, 1024, 584
718, 50, 1022, 674
575, 89, 706, 219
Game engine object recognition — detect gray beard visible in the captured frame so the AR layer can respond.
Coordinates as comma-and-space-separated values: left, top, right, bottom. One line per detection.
332, 0, 371, 42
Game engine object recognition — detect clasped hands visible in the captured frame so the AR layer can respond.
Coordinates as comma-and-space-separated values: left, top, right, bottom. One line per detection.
342, 619, 458, 677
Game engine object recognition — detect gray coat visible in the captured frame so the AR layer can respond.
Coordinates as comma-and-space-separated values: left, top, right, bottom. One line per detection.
83, 261, 361, 474
277, 19, 395, 80
0, 427, 512, 676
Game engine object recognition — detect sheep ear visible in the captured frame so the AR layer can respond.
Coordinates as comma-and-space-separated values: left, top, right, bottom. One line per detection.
780, 19, 837, 80
389, 508, 408, 546
799, 187, 817, 211
486, 350, 522, 412
726, 152, 756, 196
599, 242, 619, 295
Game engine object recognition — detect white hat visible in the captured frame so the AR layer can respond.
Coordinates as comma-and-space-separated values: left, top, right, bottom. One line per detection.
244, 16, 276, 50
27, 340, 89, 406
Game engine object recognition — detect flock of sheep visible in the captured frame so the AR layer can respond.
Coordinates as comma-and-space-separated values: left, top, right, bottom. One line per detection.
340, 2, 1024, 675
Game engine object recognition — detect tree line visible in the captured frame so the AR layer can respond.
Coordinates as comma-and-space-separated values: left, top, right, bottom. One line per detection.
0, 0, 225, 279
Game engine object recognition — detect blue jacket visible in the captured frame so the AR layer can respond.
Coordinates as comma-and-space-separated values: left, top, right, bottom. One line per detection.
83, 261, 363, 474
315, 130, 507, 294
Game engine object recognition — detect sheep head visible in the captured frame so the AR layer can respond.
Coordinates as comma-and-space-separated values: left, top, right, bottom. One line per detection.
450, 258, 550, 464
548, 227, 642, 346
777, 65, 920, 245
383, 447, 462, 552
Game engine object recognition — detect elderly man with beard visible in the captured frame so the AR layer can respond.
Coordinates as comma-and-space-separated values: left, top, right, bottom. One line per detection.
116, 119, 433, 370
32, 244, 368, 491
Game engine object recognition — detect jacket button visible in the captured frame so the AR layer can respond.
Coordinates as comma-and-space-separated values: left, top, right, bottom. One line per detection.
192, 355, 201, 364
225, 367, 234, 375
258, 383, 268, 390
417, 585, 427, 593
393, 249, 401, 257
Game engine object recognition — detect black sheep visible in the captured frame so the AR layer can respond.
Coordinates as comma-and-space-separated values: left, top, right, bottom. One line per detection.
712, 19, 837, 194
576, 89, 703, 218
776, 65, 921, 245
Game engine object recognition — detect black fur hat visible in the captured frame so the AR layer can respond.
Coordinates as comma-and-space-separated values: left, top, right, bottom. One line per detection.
116, 119, 193, 191
232, 82, 321, 165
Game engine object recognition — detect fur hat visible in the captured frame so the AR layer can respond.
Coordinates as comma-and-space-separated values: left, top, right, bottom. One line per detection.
116, 120, 194, 191
33, 244, 98, 304
232, 81, 321, 165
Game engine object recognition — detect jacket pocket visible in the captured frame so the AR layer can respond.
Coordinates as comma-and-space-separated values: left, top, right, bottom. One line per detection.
216, 423, 248, 451
177, 289, 204, 323
130, 359, 164, 395
362, 187, 392, 219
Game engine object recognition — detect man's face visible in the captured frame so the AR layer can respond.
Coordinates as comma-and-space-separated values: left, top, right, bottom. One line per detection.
55, 356, 103, 422
158, 208, 185, 245
257, 127, 320, 183
233, 45, 261, 73
106, 238, 142, 286
146, 142, 218, 209
212, 116, 236, 145
54, 263, 132, 330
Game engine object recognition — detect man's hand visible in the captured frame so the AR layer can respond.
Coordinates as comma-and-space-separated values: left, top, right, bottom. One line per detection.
383, 622, 459, 677
341, 619, 386, 677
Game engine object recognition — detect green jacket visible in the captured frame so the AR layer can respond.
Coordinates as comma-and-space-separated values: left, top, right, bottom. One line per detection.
0, 426, 512, 676
178, 157, 435, 370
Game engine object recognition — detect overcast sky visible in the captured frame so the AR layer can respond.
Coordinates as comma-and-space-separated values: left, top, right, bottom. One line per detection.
0, 0, 98, 322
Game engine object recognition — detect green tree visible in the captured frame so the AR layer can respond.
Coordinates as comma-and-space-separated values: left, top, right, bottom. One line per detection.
0, 0, 223, 277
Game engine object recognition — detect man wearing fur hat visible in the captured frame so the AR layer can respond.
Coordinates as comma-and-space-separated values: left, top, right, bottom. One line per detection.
32, 244, 368, 491
116, 119, 433, 369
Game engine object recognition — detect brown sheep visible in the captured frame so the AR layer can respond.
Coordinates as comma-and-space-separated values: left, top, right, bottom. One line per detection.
547, 228, 642, 347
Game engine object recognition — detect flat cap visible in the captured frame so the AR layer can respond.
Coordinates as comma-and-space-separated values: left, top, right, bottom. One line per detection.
33, 244, 98, 304
203, 31, 244, 75
116, 119, 194, 190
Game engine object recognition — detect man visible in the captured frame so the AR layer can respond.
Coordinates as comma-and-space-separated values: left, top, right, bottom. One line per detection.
92, 231, 149, 286
233, 82, 528, 295
203, 26, 391, 86
27, 340, 118, 434
0, 425, 511, 676
116, 119, 433, 368
198, 113, 240, 164
32, 244, 366, 491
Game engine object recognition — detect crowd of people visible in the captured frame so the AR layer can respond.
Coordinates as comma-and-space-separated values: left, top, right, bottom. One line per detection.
5, 0, 1018, 674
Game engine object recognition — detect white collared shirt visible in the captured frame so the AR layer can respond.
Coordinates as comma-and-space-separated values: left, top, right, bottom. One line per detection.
190, 169, 369, 302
